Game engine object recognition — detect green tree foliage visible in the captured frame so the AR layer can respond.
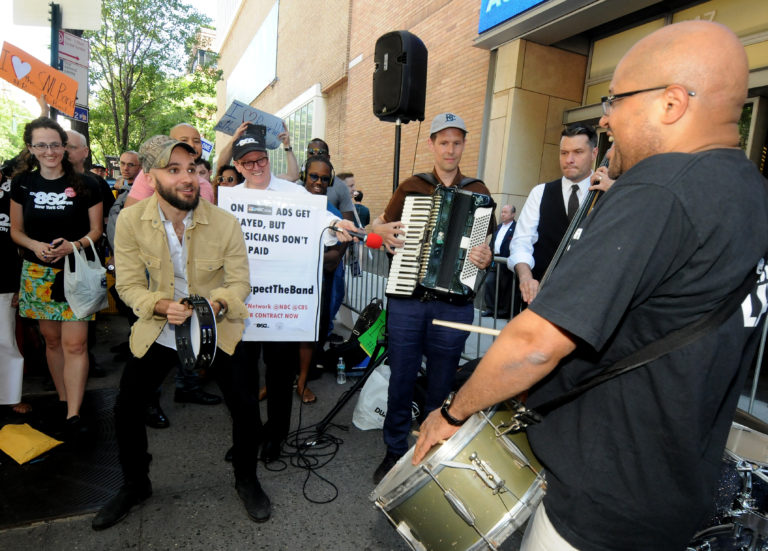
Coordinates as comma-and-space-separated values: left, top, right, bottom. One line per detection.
0, 94, 34, 163
84, 0, 220, 159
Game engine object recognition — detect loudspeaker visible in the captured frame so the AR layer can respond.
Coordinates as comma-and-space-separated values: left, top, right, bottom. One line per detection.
373, 31, 428, 123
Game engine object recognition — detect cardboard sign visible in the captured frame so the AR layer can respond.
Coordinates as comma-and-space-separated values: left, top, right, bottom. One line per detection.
0, 42, 77, 116
214, 100, 284, 149
218, 187, 326, 342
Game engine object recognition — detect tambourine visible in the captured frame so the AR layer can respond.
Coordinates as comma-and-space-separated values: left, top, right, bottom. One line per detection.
175, 295, 217, 373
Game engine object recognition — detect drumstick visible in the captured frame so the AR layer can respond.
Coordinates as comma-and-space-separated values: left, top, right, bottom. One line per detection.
432, 319, 501, 337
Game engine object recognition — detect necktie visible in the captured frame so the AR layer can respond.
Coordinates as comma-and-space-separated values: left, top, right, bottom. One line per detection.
567, 184, 579, 221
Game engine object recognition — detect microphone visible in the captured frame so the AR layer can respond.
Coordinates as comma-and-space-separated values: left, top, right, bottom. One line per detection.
329, 225, 384, 249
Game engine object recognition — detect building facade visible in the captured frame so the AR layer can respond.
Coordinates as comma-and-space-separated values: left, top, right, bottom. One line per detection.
215, 0, 768, 218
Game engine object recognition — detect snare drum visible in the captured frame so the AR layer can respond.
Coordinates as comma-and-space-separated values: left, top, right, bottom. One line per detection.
726, 423, 768, 467
370, 401, 546, 551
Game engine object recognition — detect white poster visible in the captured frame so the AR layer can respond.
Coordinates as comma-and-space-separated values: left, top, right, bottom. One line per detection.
218, 187, 326, 342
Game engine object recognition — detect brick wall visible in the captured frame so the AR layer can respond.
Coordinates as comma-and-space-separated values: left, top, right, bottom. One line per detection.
215, 0, 351, 159
343, 0, 490, 219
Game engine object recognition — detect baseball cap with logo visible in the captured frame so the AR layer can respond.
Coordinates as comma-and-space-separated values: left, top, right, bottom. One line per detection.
429, 112, 468, 135
139, 135, 196, 172
232, 124, 268, 161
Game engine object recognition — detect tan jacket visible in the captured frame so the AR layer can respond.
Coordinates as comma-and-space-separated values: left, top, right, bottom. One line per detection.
114, 194, 250, 358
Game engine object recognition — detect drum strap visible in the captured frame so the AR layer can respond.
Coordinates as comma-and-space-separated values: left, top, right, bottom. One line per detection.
534, 265, 763, 417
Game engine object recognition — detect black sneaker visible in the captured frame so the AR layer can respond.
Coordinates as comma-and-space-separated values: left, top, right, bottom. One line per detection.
373, 451, 403, 485
92, 481, 152, 531
174, 388, 222, 405
235, 478, 271, 522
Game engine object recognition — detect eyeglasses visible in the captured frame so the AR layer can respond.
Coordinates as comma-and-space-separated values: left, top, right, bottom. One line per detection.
66, 144, 84, 150
306, 148, 329, 157
601, 85, 696, 115
239, 157, 269, 170
29, 143, 64, 151
308, 173, 331, 185
217, 176, 236, 183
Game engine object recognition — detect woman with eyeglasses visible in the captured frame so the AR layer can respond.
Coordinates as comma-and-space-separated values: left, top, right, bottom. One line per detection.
9, 117, 103, 439
213, 165, 242, 204
299, 156, 348, 403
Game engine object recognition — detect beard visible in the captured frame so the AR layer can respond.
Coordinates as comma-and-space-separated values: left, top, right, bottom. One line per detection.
156, 182, 199, 211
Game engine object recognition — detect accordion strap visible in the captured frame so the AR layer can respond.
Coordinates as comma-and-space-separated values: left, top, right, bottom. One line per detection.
534, 267, 761, 417
415, 173, 482, 189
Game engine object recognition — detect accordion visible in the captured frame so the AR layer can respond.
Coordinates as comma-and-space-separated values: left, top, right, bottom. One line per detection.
386, 186, 494, 299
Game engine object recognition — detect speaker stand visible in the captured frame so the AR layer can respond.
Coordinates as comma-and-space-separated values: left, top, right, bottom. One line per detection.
392, 118, 402, 193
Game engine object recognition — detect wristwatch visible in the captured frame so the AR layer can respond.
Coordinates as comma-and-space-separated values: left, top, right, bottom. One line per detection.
440, 392, 467, 426
283, 146, 293, 152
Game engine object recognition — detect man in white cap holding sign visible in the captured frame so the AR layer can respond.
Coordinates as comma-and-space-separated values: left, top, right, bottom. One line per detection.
370, 112, 494, 483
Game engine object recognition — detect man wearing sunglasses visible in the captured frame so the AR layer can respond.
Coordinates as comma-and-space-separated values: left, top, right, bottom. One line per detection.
228, 125, 355, 499
415, 21, 768, 551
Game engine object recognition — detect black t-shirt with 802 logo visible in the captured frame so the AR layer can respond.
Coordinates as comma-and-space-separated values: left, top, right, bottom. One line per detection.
11, 171, 100, 268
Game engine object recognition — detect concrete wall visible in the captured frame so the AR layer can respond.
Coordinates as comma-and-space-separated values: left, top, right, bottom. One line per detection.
484, 40, 587, 211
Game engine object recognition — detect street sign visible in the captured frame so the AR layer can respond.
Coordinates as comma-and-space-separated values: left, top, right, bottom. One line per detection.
58, 31, 89, 68
72, 106, 88, 123
58, 59, 88, 107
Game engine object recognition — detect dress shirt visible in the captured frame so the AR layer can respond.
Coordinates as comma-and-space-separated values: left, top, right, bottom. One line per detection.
507, 173, 592, 272
155, 207, 193, 350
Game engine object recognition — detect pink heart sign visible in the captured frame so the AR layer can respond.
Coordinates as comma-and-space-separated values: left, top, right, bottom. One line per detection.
0, 41, 77, 116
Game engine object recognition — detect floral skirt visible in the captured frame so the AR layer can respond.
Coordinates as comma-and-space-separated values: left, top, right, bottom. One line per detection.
18, 260, 94, 321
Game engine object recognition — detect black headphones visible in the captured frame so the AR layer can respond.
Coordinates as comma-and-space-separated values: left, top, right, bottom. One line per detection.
300, 154, 335, 186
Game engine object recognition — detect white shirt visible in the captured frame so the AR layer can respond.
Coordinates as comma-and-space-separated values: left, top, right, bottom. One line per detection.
507, 173, 592, 272
156, 207, 194, 350
235, 174, 340, 246
493, 221, 515, 256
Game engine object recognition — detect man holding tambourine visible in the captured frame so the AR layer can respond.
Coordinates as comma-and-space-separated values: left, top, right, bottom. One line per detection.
92, 135, 263, 529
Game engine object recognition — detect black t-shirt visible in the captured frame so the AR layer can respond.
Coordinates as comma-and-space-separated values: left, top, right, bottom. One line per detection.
83, 171, 115, 220
527, 149, 768, 551
0, 179, 22, 293
11, 171, 101, 268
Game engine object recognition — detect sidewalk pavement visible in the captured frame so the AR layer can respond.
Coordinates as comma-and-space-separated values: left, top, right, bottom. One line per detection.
0, 314, 524, 550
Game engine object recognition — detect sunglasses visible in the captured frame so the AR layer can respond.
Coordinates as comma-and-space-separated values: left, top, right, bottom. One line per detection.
306, 147, 329, 156
308, 173, 331, 185
217, 176, 236, 183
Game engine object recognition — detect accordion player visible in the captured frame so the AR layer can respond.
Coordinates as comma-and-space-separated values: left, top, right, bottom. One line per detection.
385, 177, 495, 301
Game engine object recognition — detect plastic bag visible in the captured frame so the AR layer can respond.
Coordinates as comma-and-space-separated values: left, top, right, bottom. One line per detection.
64, 236, 108, 319
352, 364, 390, 431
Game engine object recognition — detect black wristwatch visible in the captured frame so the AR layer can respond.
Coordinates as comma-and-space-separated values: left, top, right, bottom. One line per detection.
440, 392, 467, 426
283, 146, 292, 152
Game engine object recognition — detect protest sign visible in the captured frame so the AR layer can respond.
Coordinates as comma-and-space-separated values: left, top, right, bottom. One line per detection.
214, 100, 284, 149
218, 187, 327, 342
0, 42, 77, 116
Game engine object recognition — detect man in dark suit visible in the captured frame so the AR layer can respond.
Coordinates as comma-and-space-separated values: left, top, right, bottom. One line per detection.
482, 204, 516, 318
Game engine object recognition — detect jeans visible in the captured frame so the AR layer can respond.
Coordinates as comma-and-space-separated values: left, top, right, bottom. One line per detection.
115, 342, 260, 483
383, 297, 473, 456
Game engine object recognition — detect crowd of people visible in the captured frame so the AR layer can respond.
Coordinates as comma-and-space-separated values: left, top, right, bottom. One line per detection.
0, 19, 766, 551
